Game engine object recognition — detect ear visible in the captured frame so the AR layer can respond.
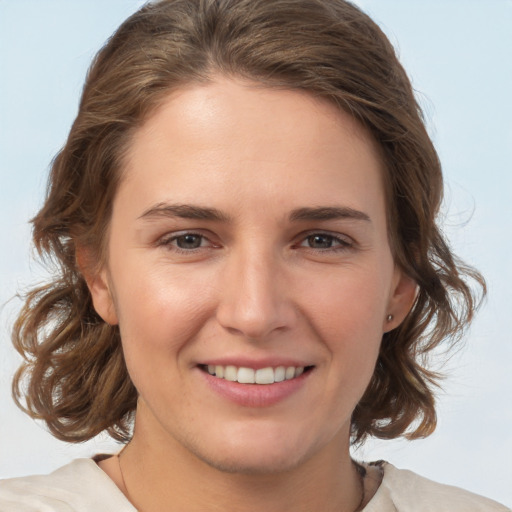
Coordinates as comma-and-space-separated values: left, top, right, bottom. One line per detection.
384, 267, 417, 333
76, 248, 119, 326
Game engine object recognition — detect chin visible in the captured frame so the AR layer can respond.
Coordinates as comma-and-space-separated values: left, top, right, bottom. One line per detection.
182, 426, 324, 476
193, 446, 309, 475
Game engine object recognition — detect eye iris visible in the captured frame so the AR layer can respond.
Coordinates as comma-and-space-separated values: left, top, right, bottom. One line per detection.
176, 234, 202, 249
308, 234, 333, 248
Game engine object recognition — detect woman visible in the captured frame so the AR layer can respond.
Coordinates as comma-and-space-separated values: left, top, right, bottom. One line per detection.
0, 0, 508, 510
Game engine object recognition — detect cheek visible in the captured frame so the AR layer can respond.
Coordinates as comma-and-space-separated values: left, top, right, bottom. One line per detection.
300, 268, 388, 383
301, 265, 390, 339
110, 259, 216, 365
113, 271, 211, 404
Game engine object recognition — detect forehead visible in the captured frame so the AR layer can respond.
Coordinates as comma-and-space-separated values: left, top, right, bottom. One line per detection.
118, 77, 386, 224
129, 77, 379, 162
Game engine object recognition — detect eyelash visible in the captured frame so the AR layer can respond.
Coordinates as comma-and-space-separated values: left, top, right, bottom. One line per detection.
157, 231, 214, 253
296, 232, 354, 252
157, 230, 354, 256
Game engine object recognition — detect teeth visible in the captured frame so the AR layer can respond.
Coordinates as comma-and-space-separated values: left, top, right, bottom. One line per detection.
205, 364, 307, 384
274, 366, 285, 382
255, 367, 274, 384
224, 365, 237, 382
237, 367, 255, 384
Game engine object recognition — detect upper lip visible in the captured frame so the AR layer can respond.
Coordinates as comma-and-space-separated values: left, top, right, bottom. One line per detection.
197, 358, 314, 370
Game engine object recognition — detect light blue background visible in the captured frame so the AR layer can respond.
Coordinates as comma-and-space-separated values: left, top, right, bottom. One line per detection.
1, 0, 511, 506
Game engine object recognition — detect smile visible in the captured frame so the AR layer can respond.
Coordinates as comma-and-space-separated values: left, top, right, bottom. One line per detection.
203, 365, 312, 385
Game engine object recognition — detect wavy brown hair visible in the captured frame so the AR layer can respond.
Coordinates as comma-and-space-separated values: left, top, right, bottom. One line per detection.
12, 0, 485, 444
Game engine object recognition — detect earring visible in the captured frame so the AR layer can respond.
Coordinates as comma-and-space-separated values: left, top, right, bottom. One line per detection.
386, 314, 393, 322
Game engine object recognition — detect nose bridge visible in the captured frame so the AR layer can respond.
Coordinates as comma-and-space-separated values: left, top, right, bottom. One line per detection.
216, 241, 294, 339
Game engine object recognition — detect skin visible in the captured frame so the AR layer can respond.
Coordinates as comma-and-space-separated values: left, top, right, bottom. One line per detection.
88, 77, 417, 512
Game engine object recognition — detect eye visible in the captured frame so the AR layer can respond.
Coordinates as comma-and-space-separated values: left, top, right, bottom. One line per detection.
174, 233, 204, 249
157, 232, 214, 252
298, 232, 352, 251
305, 234, 336, 249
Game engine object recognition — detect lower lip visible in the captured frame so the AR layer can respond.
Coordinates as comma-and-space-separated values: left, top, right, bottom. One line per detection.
199, 368, 312, 408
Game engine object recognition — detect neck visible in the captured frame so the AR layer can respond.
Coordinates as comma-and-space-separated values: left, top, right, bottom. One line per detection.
117, 414, 363, 512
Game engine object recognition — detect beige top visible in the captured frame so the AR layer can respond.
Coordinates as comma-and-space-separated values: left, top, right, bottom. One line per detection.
0, 458, 509, 512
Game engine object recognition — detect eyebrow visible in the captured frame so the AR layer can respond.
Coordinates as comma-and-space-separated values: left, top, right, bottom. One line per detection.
138, 203, 371, 224
289, 206, 371, 223
138, 203, 231, 222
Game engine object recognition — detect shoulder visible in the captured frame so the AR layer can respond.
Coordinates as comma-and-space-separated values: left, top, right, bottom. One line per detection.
366, 462, 510, 512
0, 458, 134, 512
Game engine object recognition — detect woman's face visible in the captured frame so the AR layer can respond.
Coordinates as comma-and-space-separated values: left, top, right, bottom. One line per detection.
89, 77, 415, 473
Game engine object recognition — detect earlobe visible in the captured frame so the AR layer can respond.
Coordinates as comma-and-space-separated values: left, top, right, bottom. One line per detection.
88, 269, 119, 326
384, 269, 418, 332
76, 248, 119, 326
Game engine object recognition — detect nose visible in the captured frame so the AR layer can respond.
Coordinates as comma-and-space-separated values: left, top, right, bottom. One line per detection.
215, 248, 297, 341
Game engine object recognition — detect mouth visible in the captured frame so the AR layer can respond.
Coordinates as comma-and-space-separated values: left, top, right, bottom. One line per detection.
199, 364, 314, 385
